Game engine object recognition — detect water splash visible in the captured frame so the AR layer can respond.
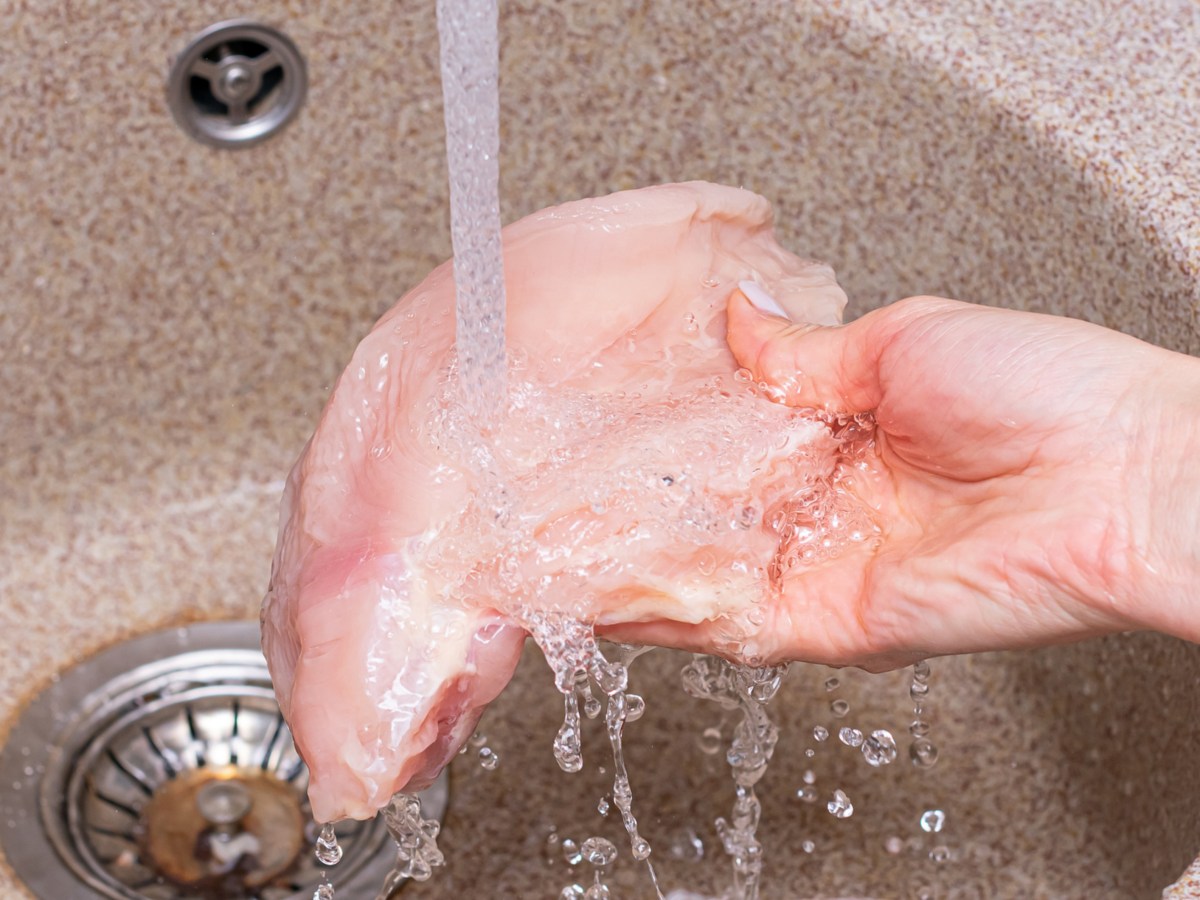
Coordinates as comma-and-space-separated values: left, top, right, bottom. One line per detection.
374, 793, 446, 898
681, 655, 787, 900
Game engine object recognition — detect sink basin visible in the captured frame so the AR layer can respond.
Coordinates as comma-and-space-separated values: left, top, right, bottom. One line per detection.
2, 1, 1197, 897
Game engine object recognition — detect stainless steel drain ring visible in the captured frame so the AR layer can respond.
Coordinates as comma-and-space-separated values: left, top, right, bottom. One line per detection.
0, 622, 448, 900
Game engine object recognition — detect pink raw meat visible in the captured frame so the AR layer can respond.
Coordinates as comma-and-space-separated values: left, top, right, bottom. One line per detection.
262, 182, 856, 823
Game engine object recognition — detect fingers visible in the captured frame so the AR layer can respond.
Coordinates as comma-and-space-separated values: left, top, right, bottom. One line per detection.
726, 287, 884, 413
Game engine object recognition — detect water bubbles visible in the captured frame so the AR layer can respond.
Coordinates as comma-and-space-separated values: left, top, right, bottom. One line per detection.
861, 730, 898, 767
919, 809, 946, 833
581, 837, 619, 867
812, 726, 829, 742
910, 739, 940, 769
315, 823, 343, 866
830, 699, 850, 718
824, 676, 840, 692
801, 840, 815, 853
562, 838, 583, 865
701, 274, 720, 288
478, 747, 500, 770
734, 367, 753, 384
838, 727, 864, 747
597, 797, 610, 816
746, 608, 766, 626
698, 726, 723, 755
826, 790, 854, 819
682, 312, 699, 335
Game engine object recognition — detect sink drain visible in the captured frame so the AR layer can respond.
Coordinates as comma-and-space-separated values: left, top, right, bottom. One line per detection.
0, 622, 448, 899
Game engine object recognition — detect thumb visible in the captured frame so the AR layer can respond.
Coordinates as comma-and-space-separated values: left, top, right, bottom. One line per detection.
726, 283, 882, 413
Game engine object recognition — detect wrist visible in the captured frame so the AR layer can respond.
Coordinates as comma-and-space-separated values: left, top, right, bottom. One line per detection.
1125, 349, 1200, 643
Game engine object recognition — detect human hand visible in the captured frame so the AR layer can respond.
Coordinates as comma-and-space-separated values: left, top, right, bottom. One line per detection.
720, 291, 1200, 670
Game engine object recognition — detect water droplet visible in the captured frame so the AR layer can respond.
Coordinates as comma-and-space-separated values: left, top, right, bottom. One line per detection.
929, 845, 951, 863
913, 660, 931, 682
734, 367, 753, 384
313, 880, 335, 899
910, 739, 939, 769
682, 312, 699, 335
812, 726, 829, 742
909, 719, 931, 737
701, 275, 720, 288
624, 694, 645, 722
827, 789, 854, 819
861, 730, 898, 767
562, 838, 583, 865
632, 837, 652, 860
469, 732, 487, 749
885, 835, 904, 854
802, 840, 815, 853
746, 608, 766, 626
698, 726, 723, 755
597, 797, 610, 816
910, 681, 930, 702
668, 826, 704, 861
478, 747, 499, 770
802, 769, 816, 784
584, 697, 602, 719
315, 824, 342, 865
824, 676, 840, 692
838, 727, 864, 747
559, 885, 585, 899
581, 836, 619, 867
584, 884, 612, 900
543, 831, 562, 864
920, 809, 946, 833
796, 786, 818, 803
830, 699, 850, 718
805, 748, 815, 758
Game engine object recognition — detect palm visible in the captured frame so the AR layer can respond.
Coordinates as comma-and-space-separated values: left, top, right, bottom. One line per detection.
725, 297, 1155, 669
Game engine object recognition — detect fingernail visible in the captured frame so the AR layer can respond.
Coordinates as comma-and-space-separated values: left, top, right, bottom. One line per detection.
739, 280, 789, 320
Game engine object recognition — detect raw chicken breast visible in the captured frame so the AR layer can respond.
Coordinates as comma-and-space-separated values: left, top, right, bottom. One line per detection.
262, 182, 859, 823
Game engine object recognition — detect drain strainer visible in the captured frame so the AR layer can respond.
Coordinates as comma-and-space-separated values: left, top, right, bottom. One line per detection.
0, 622, 448, 899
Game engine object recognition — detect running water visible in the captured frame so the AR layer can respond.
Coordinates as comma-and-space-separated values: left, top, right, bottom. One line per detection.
374, 793, 446, 899
681, 656, 788, 900
436, 0, 508, 432
530, 615, 666, 898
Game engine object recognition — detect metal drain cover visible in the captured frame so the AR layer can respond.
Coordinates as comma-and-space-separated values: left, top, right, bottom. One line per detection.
0, 622, 448, 899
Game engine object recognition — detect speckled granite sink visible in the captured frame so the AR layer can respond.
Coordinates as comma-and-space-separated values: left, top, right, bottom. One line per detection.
2, 1, 1198, 897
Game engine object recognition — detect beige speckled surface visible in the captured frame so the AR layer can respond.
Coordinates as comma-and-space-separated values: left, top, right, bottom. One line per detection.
2, 0, 1199, 897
